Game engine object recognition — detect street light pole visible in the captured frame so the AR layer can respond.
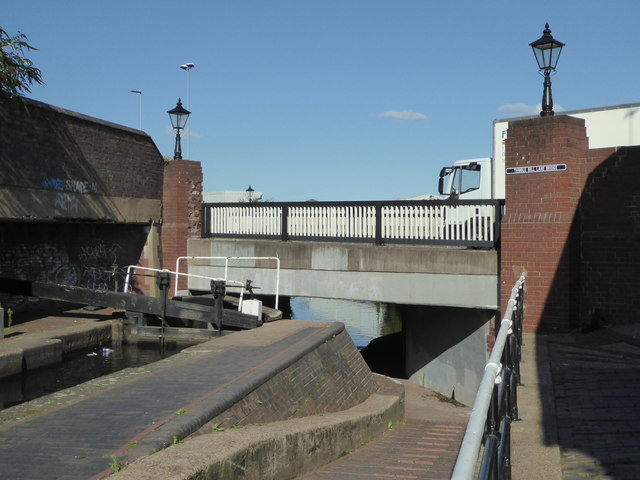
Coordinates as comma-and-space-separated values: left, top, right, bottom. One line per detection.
167, 98, 191, 160
530, 23, 565, 117
180, 63, 195, 158
130, 90, 142, 129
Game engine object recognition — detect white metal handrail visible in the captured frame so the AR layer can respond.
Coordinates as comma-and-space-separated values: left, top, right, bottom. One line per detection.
174, 256, 281, 309
123, 265, 244, 295
451, 274, 525, 480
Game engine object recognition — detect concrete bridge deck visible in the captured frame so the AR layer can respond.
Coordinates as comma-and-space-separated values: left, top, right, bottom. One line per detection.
187, 238, 499, 309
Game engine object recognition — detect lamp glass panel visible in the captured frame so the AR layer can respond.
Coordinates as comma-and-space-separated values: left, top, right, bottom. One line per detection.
548, 46, 562, 69
532, 47, 546, 69
169, 111, 189, 129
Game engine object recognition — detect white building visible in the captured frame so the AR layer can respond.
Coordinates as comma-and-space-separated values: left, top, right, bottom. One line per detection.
203, 189, 263, 203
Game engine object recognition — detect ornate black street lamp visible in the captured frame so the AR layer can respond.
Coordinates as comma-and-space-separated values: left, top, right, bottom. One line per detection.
167, 98, 191, 159
246, 185, 255, 202
530, 23, 565, 117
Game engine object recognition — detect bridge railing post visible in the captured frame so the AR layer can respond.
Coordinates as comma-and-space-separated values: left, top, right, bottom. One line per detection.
201, 204, 210, 238
281, 205, 289, 241
375, 203, 383, 245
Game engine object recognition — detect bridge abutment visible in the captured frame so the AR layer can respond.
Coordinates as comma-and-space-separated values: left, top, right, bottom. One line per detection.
402, 305, 494, 406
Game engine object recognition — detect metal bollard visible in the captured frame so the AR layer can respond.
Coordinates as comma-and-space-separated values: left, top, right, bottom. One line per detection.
211, 279, 226, 335
156, 270, 171, 349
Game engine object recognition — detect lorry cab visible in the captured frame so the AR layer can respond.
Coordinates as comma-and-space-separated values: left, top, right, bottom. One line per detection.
438, 158, 492, 200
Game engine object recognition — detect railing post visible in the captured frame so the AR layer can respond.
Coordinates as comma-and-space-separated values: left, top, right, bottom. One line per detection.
211, 279, 225, 334
281, 205, 289, 241
494, 201, 504, 248
201, 204, 209, 238
501, 334, 519, 433
375, 203, 383, 245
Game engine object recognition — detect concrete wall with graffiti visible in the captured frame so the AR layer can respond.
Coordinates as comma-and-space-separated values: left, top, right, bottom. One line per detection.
0, 223, 151, 311
0, 97, 166, 313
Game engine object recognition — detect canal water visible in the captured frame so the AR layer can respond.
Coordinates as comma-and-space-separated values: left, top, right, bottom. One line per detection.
289, 297, 402, 349
0, 341, 185, 411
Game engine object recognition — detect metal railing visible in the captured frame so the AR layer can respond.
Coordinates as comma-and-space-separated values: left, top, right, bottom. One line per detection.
202, 199, 503, 248
174, 256, 281, 309
451, 274, 525, 480
123, 265, 245, 295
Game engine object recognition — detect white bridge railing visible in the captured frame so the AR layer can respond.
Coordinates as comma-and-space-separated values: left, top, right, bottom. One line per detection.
202, 199, 502, 248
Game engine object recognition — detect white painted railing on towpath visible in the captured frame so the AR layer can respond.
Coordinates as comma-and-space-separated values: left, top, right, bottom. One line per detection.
202, 199, 502, 248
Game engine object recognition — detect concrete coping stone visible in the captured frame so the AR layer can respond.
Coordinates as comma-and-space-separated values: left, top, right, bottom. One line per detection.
0, 320, 113, 379
0, 343, 24, 378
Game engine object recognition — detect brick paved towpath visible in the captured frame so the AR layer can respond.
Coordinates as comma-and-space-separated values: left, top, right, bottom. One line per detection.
0, 319, 351, 480
548, 328, 640, 480
301, 326, 640, 480
296, 380, 470, 480
512, 328, 640, 480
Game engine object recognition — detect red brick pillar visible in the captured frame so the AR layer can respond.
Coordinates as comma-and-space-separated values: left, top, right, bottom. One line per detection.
500, 115, 589, 332
161, 160, 203, 293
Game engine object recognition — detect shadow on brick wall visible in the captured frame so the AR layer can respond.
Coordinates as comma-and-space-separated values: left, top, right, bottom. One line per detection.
537, 146, 640, 474
540, 145, 640, 332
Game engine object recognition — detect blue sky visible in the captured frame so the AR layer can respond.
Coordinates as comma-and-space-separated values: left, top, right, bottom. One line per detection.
5, 1, 640, 201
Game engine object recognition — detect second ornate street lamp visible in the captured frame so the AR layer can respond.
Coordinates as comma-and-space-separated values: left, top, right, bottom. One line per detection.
167, 98, 191, 160
530, 23, 565, 117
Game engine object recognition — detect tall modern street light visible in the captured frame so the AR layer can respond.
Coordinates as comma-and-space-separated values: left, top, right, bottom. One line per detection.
167, 98, 191, 160
130, 90, 142, 129
530, 23, 565, 117
180, 62, 195, 159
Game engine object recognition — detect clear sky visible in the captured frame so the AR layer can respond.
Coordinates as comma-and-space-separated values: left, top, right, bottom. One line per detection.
5, 1, 640, 201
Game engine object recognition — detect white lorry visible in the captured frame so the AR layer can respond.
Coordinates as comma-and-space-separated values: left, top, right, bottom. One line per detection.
438, 102, 640, 200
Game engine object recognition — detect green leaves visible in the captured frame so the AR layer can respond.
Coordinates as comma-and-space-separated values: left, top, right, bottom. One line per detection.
0, 27, 44, 98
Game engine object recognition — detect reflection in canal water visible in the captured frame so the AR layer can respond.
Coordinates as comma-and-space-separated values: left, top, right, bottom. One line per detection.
289, 297, 402, 349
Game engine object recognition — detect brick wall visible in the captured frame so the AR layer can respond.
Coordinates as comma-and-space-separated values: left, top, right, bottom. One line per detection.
578, 146, 640, 326
0, 98, 163, 200
160, 160, 203, 292
500, 115, 588, 332
501, 114, 640, 332
195, 329, 378, 430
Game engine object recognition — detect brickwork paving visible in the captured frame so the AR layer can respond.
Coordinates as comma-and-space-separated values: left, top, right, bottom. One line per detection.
297, 421, 466, 480
296, 380, 469, 480
0, 322, 361, 480
549, 332, 640, 480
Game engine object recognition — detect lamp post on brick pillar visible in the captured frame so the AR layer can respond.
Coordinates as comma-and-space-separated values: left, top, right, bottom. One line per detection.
530, 23, 565, 117
167, 98, 191, 160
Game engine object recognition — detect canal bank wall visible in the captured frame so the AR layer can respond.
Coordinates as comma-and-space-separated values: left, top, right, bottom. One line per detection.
0, 317, 113, 379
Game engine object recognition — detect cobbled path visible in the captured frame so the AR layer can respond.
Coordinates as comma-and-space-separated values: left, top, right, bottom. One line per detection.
549, 334, 640, 480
